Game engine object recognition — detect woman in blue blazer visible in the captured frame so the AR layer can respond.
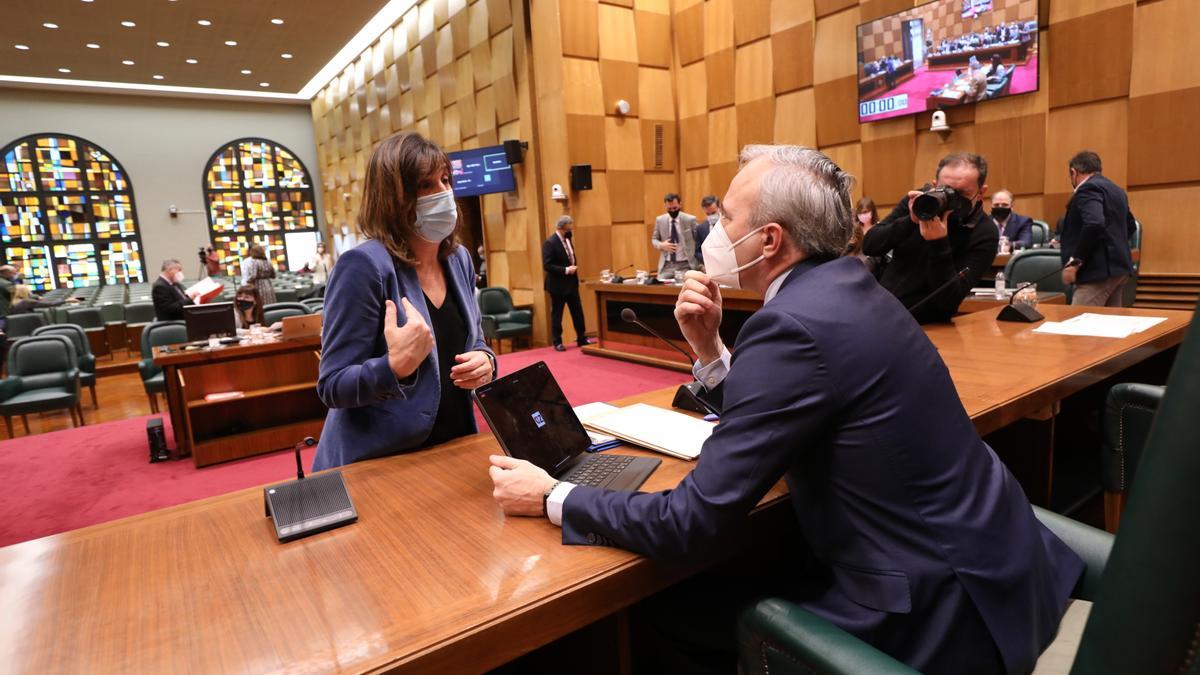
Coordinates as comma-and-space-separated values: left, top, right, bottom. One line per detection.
313, 133, 496, 471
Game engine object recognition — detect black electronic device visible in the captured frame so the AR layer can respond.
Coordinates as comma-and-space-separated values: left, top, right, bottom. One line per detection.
609, 263, 634, 284
263, 437, 358, 542
183, 301, 236, 342
911, 185, 971, 221
905, 266, 969, 317
997, 257, 1080, 323
472, 362, 659, 491
619, 308, 720, 416
447, 144, 517, 197
503, 139, 527, 164
147, 417, 170, 463
570, 163, 593, 191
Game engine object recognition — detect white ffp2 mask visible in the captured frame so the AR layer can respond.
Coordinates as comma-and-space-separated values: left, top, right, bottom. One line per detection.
414, 189, 458, 243
700, 222, 765, 290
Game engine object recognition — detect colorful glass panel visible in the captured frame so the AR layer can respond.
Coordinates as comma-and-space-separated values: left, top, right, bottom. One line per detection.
1, 195, 45, 243
92, 194, 137, 238
206, 146, 239, 190
52, 243, 101, 287
84, 148, 128, 191
238, 141, 276, 188
245, 192, 280, 231
208, 192, 245, 233
275, 147, 310, 188
3, 245, 53, 290
0, 143, 36, 192
279, 190, 316, 230
36, 137, 86, 191
46, 195, 91, 240
101, 240, 145, 284
212, 233, 287, 276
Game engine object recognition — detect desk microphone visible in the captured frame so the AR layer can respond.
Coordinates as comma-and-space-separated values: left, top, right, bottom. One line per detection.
906, 267, 970, 317
263, 435, 358, 542
610, 263, 634, 284
620, 308, 720, 416
997, 257, 1080, 323
294, 436, 315, 480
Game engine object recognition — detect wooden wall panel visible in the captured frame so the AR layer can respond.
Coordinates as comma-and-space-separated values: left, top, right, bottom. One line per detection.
675, 3, 706, 66
1130, 0, 1200, 99
734, 40, 773, 105
772, 22, 814, 94
562, 58, 605, 115
635, 10, 673, 69
706, 49, 736, 110
1044, 99, 1128, 198
734, 0, 771, 47
608, 171, 646, 223
1047, 5, 1132, 109
773, 88, 817, 147
560, 0, 599, 59
703, 0, 736, 55
975, 114, 1046, 197
573, 172, 613, 228
598, 4, 639, 63
600, 60, 641, 117
707, 106, 739, 167
1128, 186, 1200, 275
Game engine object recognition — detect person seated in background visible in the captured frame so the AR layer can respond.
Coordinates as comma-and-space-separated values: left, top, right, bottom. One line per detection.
845, 197, 884, 275
990, 190, 1033, 249
8, 285, 80, 315
862, 152, 999, 323
489, 144, 1083, 675
0, 265, 18, 317
152, 258, 197, 321
233, 284, 266, 329
987, 54, 1009, 83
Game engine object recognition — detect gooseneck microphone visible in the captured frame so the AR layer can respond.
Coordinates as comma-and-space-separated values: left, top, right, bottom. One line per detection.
620, 308, 720, 416
294, 436, 316, 481
906, 267, 970, 316
997, 258, 1080, 323
610, 263, 635, 284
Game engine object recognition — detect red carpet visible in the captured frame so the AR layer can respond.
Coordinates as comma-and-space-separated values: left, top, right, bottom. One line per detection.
0, 345, 690, 548
862, 55, 1039, 122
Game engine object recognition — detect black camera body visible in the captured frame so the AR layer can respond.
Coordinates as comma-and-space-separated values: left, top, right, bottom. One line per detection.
198, 246, 210, 264
912, 185, 971, 221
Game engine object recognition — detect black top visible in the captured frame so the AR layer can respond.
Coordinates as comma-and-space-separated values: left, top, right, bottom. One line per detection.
862, 195, 999, 324
151, 276, 193, 321
423, 282, 472, 447
541, 233, 578, 296
1059, 174, 1136, 284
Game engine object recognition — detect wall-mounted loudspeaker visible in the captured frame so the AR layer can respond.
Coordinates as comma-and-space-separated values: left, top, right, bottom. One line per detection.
570, 164, 592, 191
503, 139, 525, 164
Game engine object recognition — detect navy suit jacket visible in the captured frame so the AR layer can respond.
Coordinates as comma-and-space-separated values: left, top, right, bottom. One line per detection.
999, 212, 1034, 248
1059, 174, 1136, 284
312, 239, 492, 471
561, 257, 1083, 674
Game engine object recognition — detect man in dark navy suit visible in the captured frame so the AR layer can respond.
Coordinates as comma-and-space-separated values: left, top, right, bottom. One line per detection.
991, 189, 1034, 248
1059, 151, 1137, 306
491, 145, 1082, 674
542, 215, 589, 351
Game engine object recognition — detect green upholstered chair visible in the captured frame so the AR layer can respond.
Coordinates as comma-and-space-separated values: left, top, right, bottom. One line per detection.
477, 287, 532, 353
33, 324, 98, 409
1122, 220, 1143, 308
1031, 220, 1051, 247
738, 301, 1200, 675
262, 302, 310, 325
273, 287, 300, 303
299, 298, 325, 313
0, 335, 83, 437
123, 302, 157, 351
1004, 249, 1071, 301
4, 313, 46, 341
139, 321, 187, 413
1100, 383, 1164, 532
64, 306, 112, 359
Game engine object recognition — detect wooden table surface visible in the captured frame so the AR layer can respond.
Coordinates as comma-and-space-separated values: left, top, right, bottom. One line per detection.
1, 306, 1190, 674
957, 291, 1065, 314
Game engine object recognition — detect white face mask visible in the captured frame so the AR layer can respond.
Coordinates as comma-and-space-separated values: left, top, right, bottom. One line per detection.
701, 222, 765, 290
414, 189, 458, 243
173, 271, 185, 284
707, 213, 719, 225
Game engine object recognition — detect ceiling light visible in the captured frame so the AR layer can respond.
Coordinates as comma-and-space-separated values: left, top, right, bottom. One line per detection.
43, 23, 59, 29
197, 19, 211, 26
271, 18, 284, 25
156, 41, 170, 47
0, 73, 302, 101
240, 69, 252, 75
58, 68, 71, 73
81, 0, 94, 3
14, 44, 30, 51
186, 58, 198, 64
259, 82, 270, 87
224, 40, 238, 46
153, 75, 164, 80
281, 53, 293, 59
122, 60, 135, 66
121, 21, 136, 28
86, 43, 100, 49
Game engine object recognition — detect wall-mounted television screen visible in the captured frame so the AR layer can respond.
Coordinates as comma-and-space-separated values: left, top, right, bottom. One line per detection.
447, 144, 516, 198
856, 0, 1038, 124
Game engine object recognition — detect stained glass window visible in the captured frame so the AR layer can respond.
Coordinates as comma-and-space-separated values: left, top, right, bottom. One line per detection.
0, 134, 146, 289
203, 139, 320, 275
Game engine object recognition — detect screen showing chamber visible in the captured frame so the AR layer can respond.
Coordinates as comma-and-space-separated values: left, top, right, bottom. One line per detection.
447, 145, 516, 198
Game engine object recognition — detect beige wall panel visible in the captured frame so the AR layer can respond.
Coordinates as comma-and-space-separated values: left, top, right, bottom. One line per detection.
675, 4, 706, 67
975, 114, 1046, 198
1128, 88, 1200, 187
861, 134, 914, 204
1044, 98, 1128, 191
706, 49, 736, 111
678, 61, 708, 119
560, 0, 600, 59
403, 9, 420, 54
772, 23, 815, 94
734, 40, 774, 105
471, 41, 493, 90
913, 125, 977, 185
488, 250, 510, 290
1049, 0, 1132, 24
859, 0, 912, 23
709, 162, 740, 202
822, 142, 862, 203
681, 115, 710, 169
494, 73, 520, 124
634, 0, 670, 14
1048, 6, 1132, 109
469, 1, 489, 46
770, 0, 815, 31
605, 117, 645, 171
504, 207, 530, 254
603, 0, 635, 8
599, 4, 640, 63
683, 168, 712, 208
487, 0, 513, 35
491, 27, 515, 81
432, 0, 449, 28
708, 106, 739, 167
562, 58, 606, 115
439, 67, 458, 109
641, 119, 678, 172
458, 94, 477, 138
601, 60, 641, 118
813, 6, 860, 84
774, 88, 817, 147
454, 55, 475, 100
574, 172, 614, 227
644, 173, 681, 222
443, 103, 461, 147
704, 0, 736, 56
475, 85, 496, 138
1128, 185, 1200, 275
737, 99, 776, 151
814, 76, 860, 147
612, 223, 653, 272
450, 5, 470, 58
608, 170, 647, 223
1130, 0, 1200, 98
815, 0, 857, 18
566, 114, 608, 170
420, 36, 439, 78
639, 67, 676, 120
636, 10, 673, 69
735, 0, 772, 46
437, 24, 455, 70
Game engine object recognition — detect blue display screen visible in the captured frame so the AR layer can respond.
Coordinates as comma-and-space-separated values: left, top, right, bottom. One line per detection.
447, 145, 516, 197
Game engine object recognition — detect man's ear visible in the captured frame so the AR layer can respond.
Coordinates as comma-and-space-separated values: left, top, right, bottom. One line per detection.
762, 223, 785, 257
979, 184, 989, 200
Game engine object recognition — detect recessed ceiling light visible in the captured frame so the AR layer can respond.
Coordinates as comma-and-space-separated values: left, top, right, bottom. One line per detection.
224, 40, 238, 46
156, 41, 170, 47
197, 19, 211, 26
43, 23, 59, 29
271, 18, 284, 25
121, 20, 136, 28
122, 59, 134, 66
281, 53, 293, 59
240, 69, 252, 75
152, 75, 164, 80
185, 58, 198, 64
259, 82, 270, 87
58, 68, 71, 73
14, 44, 30, 51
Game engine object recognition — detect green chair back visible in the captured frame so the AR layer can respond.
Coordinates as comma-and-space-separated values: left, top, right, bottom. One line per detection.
1004, 249, 1068, 294
65, 306, 105, 329
5, 313, 46, 340
124, 302, 157, 325
1031, 220, 1050, 246
7, 335, 77, 389
32, 324, 93, 372
478, 287, 515, 316
262, 302, 309, 325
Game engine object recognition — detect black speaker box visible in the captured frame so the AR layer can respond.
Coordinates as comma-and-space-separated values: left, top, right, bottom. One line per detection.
503, 139, 524, 164
147, 417, 170, 463
570, 164, 593, 191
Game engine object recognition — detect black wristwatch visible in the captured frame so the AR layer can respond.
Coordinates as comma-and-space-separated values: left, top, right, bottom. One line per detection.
542, 480, 561, 518
485, 351, 497, 382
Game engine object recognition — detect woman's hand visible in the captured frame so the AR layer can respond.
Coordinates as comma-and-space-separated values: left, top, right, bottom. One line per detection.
384, 298, 434, 379
450, 350, 494, 389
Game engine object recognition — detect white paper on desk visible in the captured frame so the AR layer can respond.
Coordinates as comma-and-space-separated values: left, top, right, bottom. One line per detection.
582, 403, 713, 460
1033, 313, 1167, 338
573, 402, 619, 444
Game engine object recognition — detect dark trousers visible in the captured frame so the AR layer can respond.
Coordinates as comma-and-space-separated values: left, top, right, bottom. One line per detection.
549, 286, 586, 346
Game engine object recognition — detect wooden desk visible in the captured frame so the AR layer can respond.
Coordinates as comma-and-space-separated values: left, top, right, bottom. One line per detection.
926, 41, 1031, 70
958, 291, 1065, 314
154, 335, 324, 467
857, 60, 914, 97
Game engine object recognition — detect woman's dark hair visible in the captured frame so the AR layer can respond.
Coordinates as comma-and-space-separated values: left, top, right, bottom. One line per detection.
358, 132, 459, 266
235, 284, 266, 325
248, 244, 267, 260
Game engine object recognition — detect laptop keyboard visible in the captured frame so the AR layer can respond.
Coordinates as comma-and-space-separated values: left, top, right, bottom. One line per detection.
562, 454, 636, 488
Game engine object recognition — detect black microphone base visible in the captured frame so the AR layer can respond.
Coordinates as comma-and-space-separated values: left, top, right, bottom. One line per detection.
673, 381, 712, 414
997, 303, 1044, 323
610, 276, 625, 284
264, 471, 358, 542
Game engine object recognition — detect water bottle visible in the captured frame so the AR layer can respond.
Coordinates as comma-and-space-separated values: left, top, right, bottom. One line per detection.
994, 271, 1006, 299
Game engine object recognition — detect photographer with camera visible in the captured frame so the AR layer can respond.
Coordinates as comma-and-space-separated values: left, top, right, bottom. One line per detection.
862, 152, 999, 323
202, 246, 221, 277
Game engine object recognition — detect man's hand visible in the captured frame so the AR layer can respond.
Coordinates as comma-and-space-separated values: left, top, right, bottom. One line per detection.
1062, 265, 1078, 286
565, 265, 577, 275
660, 241, 679, 254
674, 270, 724, 364
383, 297, 434, 379
489, 455, 556, 516
918, 213, 949, 240
450, 350, 493, 389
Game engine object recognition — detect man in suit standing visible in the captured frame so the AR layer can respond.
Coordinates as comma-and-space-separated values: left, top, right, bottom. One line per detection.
1059, 151, 1137, 306
542, 216, 589, 351
652, 193, 700, 280
491, 145, 1082, 674
990, 189, 1033, 248
694, 195, 720, 267
151, 258, 196, 321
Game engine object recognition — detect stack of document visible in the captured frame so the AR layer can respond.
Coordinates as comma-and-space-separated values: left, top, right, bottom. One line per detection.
1033, 313, 1167, 338
576, 403, 714, 460
573, 402, 621, 451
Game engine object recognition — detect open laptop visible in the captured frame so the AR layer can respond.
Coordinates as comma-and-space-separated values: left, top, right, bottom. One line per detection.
472, 361, 660, 491
281, 313, 322, 339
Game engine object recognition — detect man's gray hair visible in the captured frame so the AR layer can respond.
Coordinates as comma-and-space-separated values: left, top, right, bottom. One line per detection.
738, 145, 855, 258
161, 258, 182, 271
555, 215, 573, 229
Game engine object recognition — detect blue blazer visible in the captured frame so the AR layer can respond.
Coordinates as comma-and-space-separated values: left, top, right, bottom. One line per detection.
561, 257, 1083, 674
1059, 174, 1137, 284
312, 239, 492, 471
1000, 212, 1034, 248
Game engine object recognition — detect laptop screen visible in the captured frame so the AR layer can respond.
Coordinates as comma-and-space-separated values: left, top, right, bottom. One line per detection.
473, 361, 591, 475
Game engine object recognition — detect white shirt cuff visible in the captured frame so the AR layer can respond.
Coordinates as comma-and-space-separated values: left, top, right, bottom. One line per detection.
692, 345, 731, 390
546, 481, 575, 527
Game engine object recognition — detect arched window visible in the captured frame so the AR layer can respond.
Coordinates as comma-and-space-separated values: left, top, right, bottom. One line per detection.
0, 133, 146, 290
202, 138, 319, 277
